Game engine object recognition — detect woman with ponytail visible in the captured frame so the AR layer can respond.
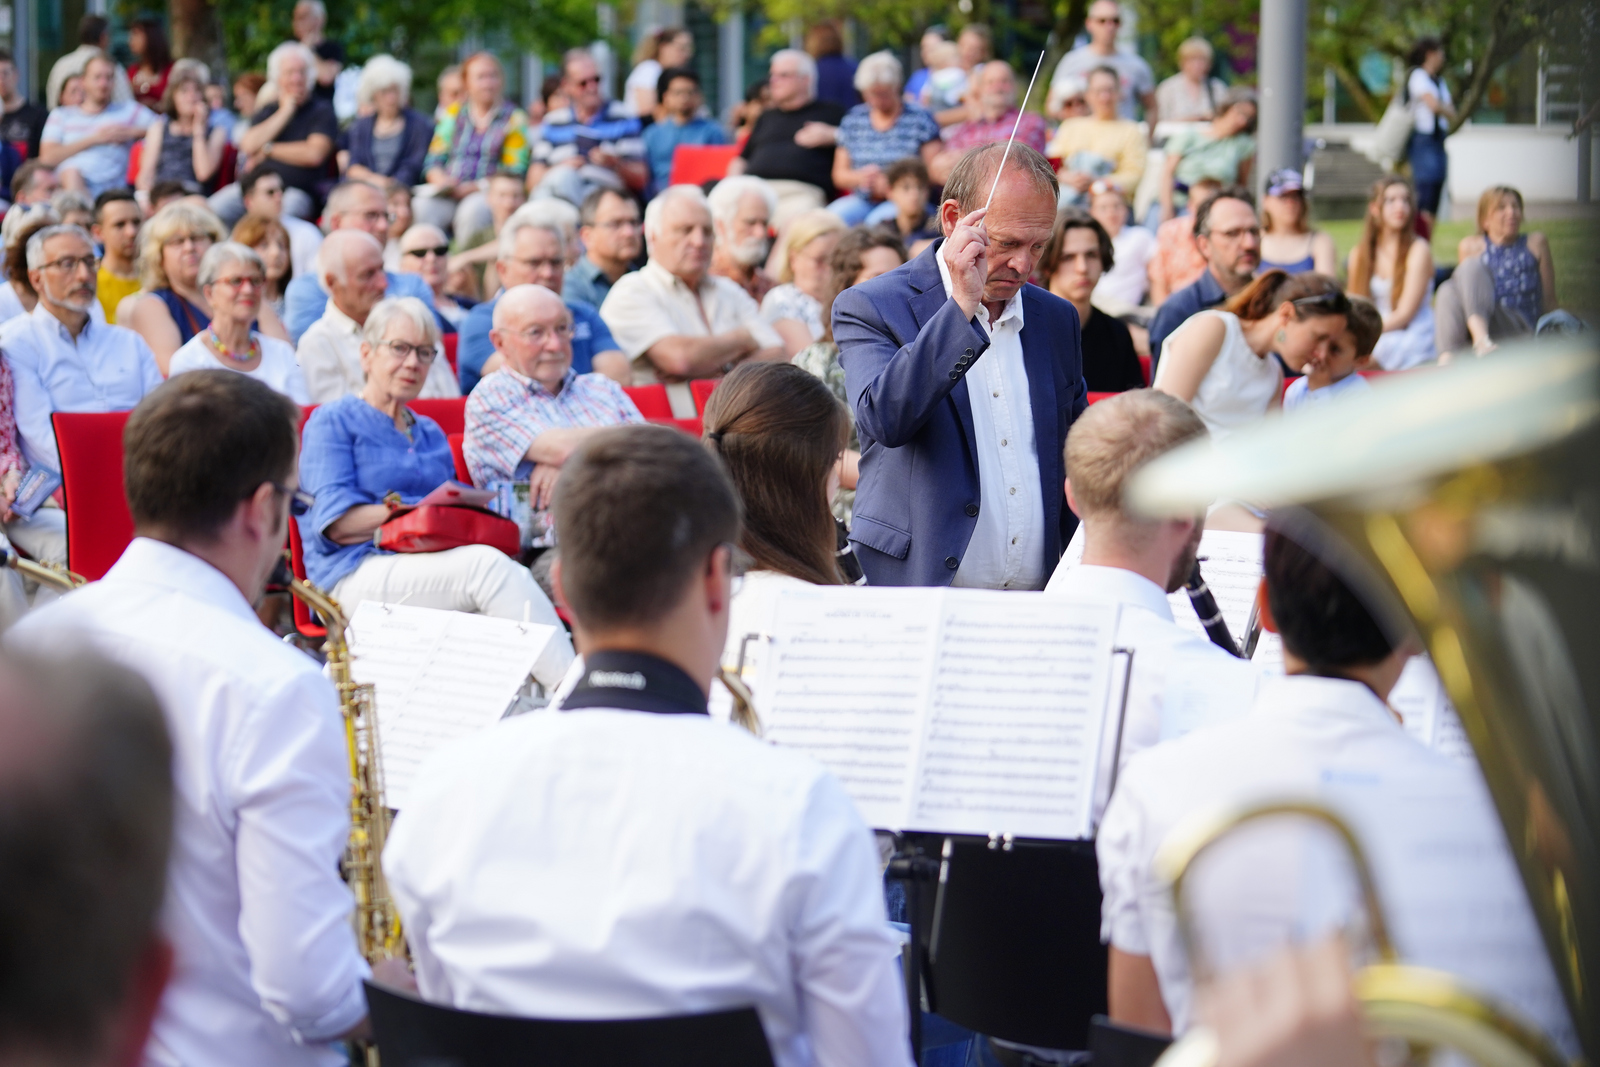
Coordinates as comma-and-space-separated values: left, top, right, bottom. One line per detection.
1153, 269, 1350, 438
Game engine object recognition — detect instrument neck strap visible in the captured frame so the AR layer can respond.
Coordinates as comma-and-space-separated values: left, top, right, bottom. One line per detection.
562, 650, 710, 717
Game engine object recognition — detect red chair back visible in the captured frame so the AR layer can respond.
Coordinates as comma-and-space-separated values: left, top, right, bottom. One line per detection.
1138, 354, 1152, 387
406, 397, 467, 436
286, 519, 326, 638
125, 141, 143, 186
1086, 391, 1117, 405
53, 412, 134, 581
447, 433, 472, 485
668, 145, 740, 187
690, 378, 719, 414
623, 384, 673, 419
9, 140, 28, 161
441, 333, 459, 376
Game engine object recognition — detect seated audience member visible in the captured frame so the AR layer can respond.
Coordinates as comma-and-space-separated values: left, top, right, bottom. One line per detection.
49, 190, 93, 230
704, 362, 850, 701
1258, 167, 1336, 275
167, 242, 309, 402
0, 647, 174, 1067
762, 209, 846, 355
136, 63, 227, 197
10, 160, 58, 210
57, 74, 86, 110
904, 28, 946, 107
1283, 295, 1380, 412
1147, 177, 1221, 307
457, 209, 626, 393
601, 185, 785, 417
1044, 390, 1245, 814
91, 188, 144, 321
147, 180, 189, 214
1154, 270, 1348, 439
399, 223, 475, 329
215, 42, 336, 226
1156, 37, 1229, 122
1436, 184, 1557, 356
877, 156, 940, 252
829, 52, 942, 226
126, 17, 174, 110
1346, 178, 1436, 371
0, 51, 49, 162
228, 71, 264, 146
642, 67, 727, 198
930, 60, 1050, 184
1041, 210, 1145, 392
297, 231, 457, 402
918, 41, 967, 121
708, 175, 779, 303
728, 50, 847, 228
382, 423, 912, 1066
1148, 186, 1260, 366
1096, 524, 1578, 1052
0, 207, 59, 324
4, 224, 162, 565
732, 77, 770, 143
1050, 0, 1156, 121
116, 200, 239, 374
1156, 88, 1256, 223
624, 27, 693, 119
526, 49, 645, 207
446, 170, 527, 294
464, 284, 643, 496
383, 179, 413, 269
1048, 66, 1147, 208
298, 296, 571, 685
1089, 181, 1156, 316
282, 179, 435, 342
39, 52, 156, 198
566, 187, 642, 310
238, 164, 322, 279
342, 54, 432, 190
230, 212, 293, 319
807, 20, 860, 110
434, 63, 463, 120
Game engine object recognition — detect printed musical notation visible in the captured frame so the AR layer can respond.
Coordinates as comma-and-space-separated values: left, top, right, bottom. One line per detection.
759, 587, 1120, 839
347, 602, 562, 809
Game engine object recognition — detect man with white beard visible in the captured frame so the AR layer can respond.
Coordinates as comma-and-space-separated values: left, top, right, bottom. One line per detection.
706, 176, 778, 304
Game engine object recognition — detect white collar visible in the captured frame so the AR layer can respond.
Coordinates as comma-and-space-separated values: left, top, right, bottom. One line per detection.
642, 260, 711, 299
319, 301, 362, 336
935, 240, 1025, 331
102, 537, 260, 626
1254, 673, 1405, 731
30, 299, 95, 342
1054, 564, 1175, 621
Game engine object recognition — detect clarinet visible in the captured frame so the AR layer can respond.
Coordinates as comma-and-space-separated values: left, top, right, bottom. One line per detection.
1184, 559, 1243, 658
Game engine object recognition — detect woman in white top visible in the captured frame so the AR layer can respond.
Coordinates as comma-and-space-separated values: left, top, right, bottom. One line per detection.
625, 28, 693, 118
168, 242, 311, 404
1154, 37, 1229, 122
1404, 37, 1455, 229
761, 209, 846, 356
1345, 177, 1436, 370
1154, 270, 1349, 439
1087, 181, 1156, 314
704, 361, 851, 723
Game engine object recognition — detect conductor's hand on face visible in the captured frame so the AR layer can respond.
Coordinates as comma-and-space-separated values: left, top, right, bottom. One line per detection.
944, 206, 989, 320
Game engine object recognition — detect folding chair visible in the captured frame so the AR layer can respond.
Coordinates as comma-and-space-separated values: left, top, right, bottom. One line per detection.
622, 384, 673, 419
690, 377, 719, 413
442, 333, 459, 376
52, 411, 134, 580
407, 397, 467, 436
667, 145, 740, 187
448, 433, 472, 484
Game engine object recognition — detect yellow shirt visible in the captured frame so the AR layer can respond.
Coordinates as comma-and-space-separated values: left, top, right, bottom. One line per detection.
97, 268, 141, 323
1045, 117, 1148, 199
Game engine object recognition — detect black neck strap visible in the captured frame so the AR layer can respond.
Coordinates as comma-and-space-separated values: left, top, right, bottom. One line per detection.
561, 650, 709, 717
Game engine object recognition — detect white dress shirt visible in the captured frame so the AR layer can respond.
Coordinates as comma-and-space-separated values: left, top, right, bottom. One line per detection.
8, 538, 369, 1066
1045, 564, 1255, 824
1097, 673, 1577, 1054
384, 706, 912, 1067
935, 248, 1046, 590
294, 301, 459, 404
599, 261, 783, 417
1, 302, 163, 472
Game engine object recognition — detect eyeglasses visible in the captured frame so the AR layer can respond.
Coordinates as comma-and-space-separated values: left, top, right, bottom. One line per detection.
1205, 225, 1262, 241
272, 482, 315, 517
40, 254, 99, 274
503, 255, 566, 273
211, 274, 264, 291
504, 323, 574, 345
571, 75, 601, 88
404, 245, 451, 259
591, 218, 640, 231
380, 340, 438, 363
168, 234, 212, 248
352, 209, 396, 224
1090, 14, 1122, 23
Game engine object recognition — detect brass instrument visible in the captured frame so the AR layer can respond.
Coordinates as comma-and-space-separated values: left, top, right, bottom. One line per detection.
287, 575, 405, 966
1, 546, 86, 591
1126, 341, 1598, 1064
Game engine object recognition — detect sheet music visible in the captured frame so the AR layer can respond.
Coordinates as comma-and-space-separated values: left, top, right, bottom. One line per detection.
1159, 648, 1263, 742
347, 602, 561, 809
913, 593, 1118, 839
1387, 656, 1474, 760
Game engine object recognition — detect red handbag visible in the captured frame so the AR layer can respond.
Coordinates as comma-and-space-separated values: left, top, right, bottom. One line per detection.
375, 505, 521, 558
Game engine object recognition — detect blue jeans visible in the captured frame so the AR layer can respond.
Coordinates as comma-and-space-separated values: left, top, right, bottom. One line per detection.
1408, 130, 1448, 215
828, 191, 896, 226
889, 921, 980, 1066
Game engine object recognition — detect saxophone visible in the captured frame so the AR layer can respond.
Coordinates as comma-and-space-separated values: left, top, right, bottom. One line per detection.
287, 576, 405, 965
1, 546, 86, 591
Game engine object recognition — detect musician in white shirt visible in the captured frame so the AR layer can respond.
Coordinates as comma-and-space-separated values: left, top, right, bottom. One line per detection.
10, 371, 405, 1066
1044, 389, 1254, 822
383, 424, 912, 1067
1096, 525, 1577, 1056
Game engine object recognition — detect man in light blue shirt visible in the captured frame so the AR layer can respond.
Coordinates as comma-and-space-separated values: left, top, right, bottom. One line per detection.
282, 179, 435, 341
640, 68, 727, 198
38, 53, 156, 197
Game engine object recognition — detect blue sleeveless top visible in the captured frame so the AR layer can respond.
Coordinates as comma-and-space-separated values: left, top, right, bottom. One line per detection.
1482, 234, 1541, 330
151, 288, 208, 343
1260, 254, 1315, 275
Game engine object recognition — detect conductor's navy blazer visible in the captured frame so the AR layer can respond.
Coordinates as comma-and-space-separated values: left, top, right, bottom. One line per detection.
833, 241, 1089, 588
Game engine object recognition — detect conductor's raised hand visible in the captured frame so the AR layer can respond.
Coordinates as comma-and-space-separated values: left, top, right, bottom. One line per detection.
943, 207, 989, 320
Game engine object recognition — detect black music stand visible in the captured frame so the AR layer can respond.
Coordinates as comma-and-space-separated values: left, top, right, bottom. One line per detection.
1088, 1015, 1172, 1067
364, 982, 776, 1067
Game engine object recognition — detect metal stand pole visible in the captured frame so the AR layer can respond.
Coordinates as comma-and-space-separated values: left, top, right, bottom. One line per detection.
1256, 0, 1309, 200
888, 837, 940, 1063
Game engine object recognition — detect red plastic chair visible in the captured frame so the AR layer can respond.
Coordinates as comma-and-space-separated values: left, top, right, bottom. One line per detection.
623, 384, 673, 419
447, 433, 473, 485
406, 397, 466, 436
647, 416, 704, 437
1138, 354, 1152, 387
286, 519, 326, 639
125, 141, 143, 186
690, 378, 719, 414
441, 333, 459, 376
53, 411, 135, 581
668, 145, 740, 187
1086, 391, 1117, 405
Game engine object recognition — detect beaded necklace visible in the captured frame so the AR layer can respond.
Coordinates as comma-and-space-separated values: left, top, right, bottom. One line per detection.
206, 325, 260, 364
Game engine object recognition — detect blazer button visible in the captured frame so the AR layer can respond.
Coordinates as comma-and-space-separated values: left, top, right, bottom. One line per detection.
945, 555, 960, 570
964, 348, 974, 357
964, 503, 979, 517
949, 371, 960, 381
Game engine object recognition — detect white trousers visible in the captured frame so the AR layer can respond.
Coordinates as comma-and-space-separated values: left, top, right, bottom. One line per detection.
332, 545, 574, 688
0, 507, 70, 628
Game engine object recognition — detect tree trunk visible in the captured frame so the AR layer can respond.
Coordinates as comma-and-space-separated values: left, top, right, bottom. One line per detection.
170, 0, 229, 82
1331, 62, 1380, 122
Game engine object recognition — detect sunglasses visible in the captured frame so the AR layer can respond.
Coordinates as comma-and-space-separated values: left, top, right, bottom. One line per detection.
572, 76, 601, 88
1091, 14, 1122, 23
1292, 291, 1351, 315
404, 245, 451, 259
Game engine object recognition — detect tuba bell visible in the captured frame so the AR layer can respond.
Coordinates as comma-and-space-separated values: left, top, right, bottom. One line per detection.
1125, 341, 1599, 1063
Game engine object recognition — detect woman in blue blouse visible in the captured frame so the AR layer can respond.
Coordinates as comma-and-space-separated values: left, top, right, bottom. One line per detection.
298, 296, 572, 687
1435, 185, 1558, 356
828, 51, 942, 227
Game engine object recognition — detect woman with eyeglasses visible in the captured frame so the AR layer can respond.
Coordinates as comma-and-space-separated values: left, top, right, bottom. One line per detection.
167, 242, 309, 402
761, 209, 846, 356
297, 295, 572, 685
1153, 270, 1348, 439
229, 213, 293, 320
398, 222, 475, 329
1345, 177, 1436, 370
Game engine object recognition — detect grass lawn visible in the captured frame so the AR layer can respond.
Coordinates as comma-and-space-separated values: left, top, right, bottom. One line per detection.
1319, 217, 1599, 317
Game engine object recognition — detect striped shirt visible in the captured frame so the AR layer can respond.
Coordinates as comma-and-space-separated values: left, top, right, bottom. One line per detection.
533, 101, 644, 168
464, 366, 643, 486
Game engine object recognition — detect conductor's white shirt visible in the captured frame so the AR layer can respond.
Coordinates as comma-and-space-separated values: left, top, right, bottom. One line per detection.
1097, 673, 1577, 1055
383, 698, 913, 1067
9, 538, 369, 1067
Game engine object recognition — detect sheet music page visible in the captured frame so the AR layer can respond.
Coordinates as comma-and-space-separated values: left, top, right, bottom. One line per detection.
1159, 650, 1263, 742
908, 593, 1119, 840
1387, 656, 1474, 760
348, 603, 560, 809
758, 587, 942, 829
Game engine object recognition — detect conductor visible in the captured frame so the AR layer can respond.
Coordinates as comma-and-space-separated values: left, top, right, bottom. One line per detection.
834, 142, 1089, 588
